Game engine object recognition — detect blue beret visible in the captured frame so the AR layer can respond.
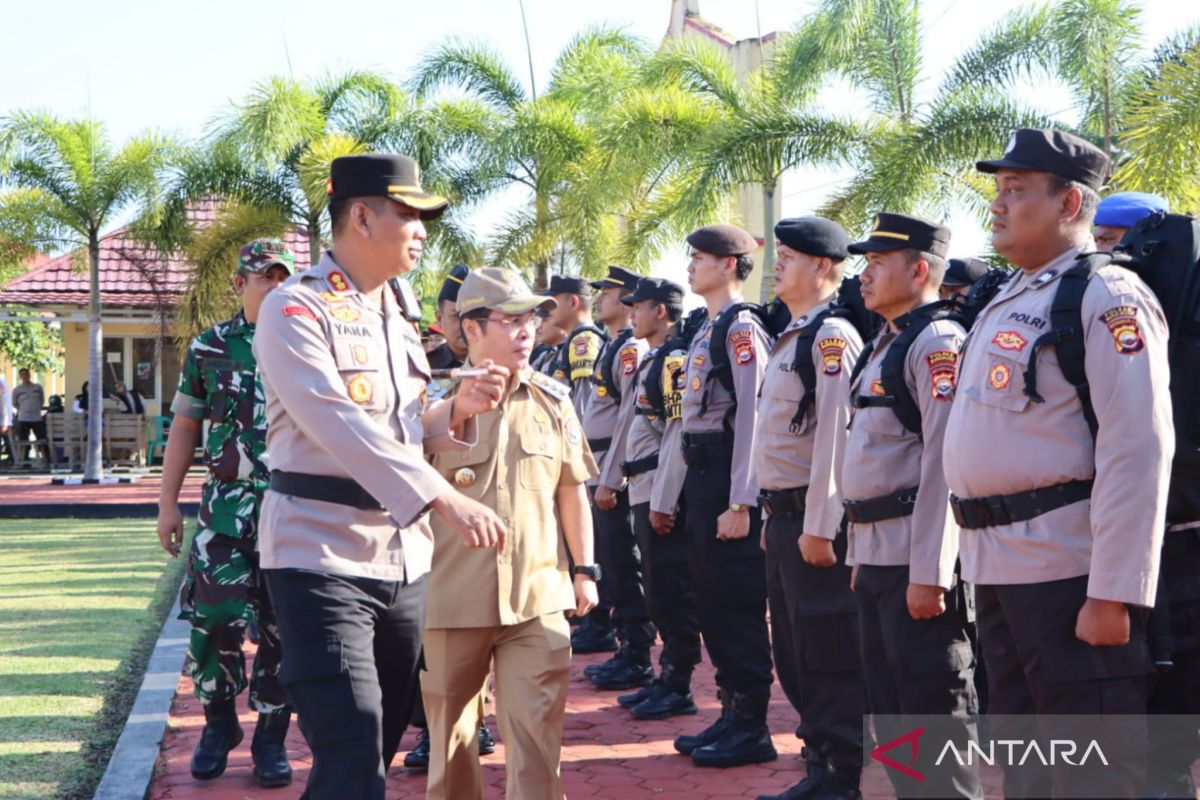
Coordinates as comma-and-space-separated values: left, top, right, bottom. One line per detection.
1094, 192, 1169, 228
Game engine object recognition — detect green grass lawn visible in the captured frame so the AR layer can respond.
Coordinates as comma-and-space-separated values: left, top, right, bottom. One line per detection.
0, 518, 189, 800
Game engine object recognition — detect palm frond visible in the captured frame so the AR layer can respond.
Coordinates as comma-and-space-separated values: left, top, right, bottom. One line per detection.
411, 40, 528, 110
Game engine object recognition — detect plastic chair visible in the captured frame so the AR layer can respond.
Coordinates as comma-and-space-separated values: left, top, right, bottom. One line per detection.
147, 415, 170, 466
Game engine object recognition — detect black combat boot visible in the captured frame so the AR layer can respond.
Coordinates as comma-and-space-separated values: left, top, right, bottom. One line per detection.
403, 728, 430, 770
691, 692, 778, 768
571, 613, 618, 654
478, 722, 496, 755
584, 641, 631, 680
810, 763, 862, 800
190, 699, 244, 780
618, 676, 662, 709
673, 689, 733, 755
591, 646, 654, 690
251, 710, 293, 788
756, 747, 831, 800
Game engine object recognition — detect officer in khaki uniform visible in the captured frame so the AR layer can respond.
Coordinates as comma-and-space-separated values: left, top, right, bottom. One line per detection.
254, 154, 509, 799
843, 214, 981, 800
658, 224, 777, 769
753, 218, 865, 800
423, 268, 600, 800
945, 129, 1174, 799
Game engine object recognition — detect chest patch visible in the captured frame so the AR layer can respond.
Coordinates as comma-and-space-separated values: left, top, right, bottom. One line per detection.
1006, 312, 1046, 330
817, 337, 847, 376
347, 374, 373, 404
991, 330, 1029, 352
1101, 306, 1144, 354
691, 375, 702, 392
989, 363, 1013, 390
331, 305, 361, 323
870, 378, 885, 396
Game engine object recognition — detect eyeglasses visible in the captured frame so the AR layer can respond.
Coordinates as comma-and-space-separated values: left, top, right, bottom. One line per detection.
483, 313, 538, 330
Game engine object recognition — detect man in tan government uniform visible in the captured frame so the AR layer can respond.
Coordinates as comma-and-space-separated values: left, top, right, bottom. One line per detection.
422, 268, 600, 800
843, 213, 981, 799
753, 217, 865, 800
944, 128, 1174, 799
253, 154, 509, 800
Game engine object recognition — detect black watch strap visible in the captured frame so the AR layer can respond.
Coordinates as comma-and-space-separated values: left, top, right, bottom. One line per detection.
572, 564, 602, 581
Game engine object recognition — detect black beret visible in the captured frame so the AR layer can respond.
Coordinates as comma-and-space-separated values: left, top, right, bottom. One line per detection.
620, 277, 685, 308
686, 224, 758, 257
849, 213, 951, 259
437, 264, 470, 304
328, 154, 448, 219
774, 217, 850, 260
538, 274, 590, 296
977, 128, 1109, 191
590, 266, 642, 290
943, 257, 990, 287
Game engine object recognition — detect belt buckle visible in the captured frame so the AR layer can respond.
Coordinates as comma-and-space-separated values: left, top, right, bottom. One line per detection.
759, 493, 775, 516
950, 495, 968, 527
985, 495, 1008, 527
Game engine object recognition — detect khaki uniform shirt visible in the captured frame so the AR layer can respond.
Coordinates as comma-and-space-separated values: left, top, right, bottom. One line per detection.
595, 333, 649, 492
254, 252, 469, 582
659, 300, 771, 508
944, 247, 1173, 607
844, 310, 965, 589
753, 300, 862, 540
426, 370, 598, 628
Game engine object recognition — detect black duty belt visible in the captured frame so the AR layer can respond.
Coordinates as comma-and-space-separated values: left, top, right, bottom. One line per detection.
759, 487, 807, 518
269, 470, 383, 512
843, 486, 920, 524
680, 430, 734, 467
587, 437, 612, 454
950, 478, 1093, 529
620, 454, 659, 477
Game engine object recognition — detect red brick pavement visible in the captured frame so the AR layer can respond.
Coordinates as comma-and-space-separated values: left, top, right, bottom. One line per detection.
147, 641, 1007, 799
0, 472, 203, 506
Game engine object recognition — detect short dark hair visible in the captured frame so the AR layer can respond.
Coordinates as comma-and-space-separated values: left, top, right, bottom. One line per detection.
734, 254, 754, 282
666, 303, 683, 323
328, 196, 387, 235
903, 249, 947, 286
1048, 174, 1101, 225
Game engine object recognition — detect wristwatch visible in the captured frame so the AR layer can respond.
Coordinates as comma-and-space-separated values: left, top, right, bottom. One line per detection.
572, 564, 603, 581
729, 503, 748, 513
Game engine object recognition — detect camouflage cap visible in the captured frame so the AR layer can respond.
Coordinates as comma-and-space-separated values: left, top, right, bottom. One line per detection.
238, 239, 295, 275
456, 268, 557, 316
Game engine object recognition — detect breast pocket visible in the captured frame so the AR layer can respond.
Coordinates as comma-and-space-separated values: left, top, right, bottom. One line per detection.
334, 341, 386, 414
762, 366, 809, 435
443, 441, 494, 500
970, 334, 1035, 414
519, 432, 560, 490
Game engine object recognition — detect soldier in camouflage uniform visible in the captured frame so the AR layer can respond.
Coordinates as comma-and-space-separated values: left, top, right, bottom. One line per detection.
156, 239, 295, 787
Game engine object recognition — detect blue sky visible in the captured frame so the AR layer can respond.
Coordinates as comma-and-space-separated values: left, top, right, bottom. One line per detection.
3, 0, 1196, 280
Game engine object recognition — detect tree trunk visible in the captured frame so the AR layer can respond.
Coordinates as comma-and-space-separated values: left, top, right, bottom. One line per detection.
84, 235, 104, 482
757, 182, 778, 303
307, 213, 322, 268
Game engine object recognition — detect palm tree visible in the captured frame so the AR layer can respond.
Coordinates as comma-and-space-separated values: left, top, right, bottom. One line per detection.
0, 112, 174, 480
414, 27, 653, 287
1112, 26, 1200, 210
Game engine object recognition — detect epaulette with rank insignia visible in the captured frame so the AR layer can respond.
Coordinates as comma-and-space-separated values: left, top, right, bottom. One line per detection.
529, 370, 570, 403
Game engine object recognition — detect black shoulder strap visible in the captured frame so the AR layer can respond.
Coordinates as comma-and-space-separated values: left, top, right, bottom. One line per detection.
789, 308, 838, 429
1022, 255, 1107, 440
596, 329, 633, 403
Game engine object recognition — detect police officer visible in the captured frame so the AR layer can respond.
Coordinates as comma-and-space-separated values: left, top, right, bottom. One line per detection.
613, 278, 705, 719
540, 273, 617, 652
938, 257, 989, 303
753, 218, 865, 800
530, 306, 565, 374
253, 154, 509, 799
156, 239, 294, 786
659, 224, 777, 768
427, 263, 470, 369
844, 213, 981, 799
945, 129, 1173, 799
422, 267, 599, 800
1091, 191, 1169, 252
586, 266, 657, 691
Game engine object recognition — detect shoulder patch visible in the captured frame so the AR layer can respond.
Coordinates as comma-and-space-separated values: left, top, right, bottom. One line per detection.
926, 350, 958, 400
1100, 306, 1144, 354
530, 370, 571, 402
619, 345, 638, 377
817, 337, 848, 376
729, 328, 756, 366
568, 331, 601, 379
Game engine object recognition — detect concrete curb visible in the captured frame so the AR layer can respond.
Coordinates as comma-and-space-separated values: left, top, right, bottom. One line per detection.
93, 597, 189, 800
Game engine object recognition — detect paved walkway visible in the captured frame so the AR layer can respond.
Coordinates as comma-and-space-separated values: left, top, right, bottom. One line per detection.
0, 471, 203, 515
147, 641, 1006, 799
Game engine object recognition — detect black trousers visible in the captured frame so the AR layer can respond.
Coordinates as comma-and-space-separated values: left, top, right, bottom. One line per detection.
265, 568, 426, 800
632, 501, 701, 681
856, 563, 981, 799
977, 575, 1151, 800
682, 458, 772, 700
1147, 528, 1200, 795
763, 513, 863, 768
594, 488, 654, 647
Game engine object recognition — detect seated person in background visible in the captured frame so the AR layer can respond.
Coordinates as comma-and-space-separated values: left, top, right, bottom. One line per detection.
112, 381, 146, 414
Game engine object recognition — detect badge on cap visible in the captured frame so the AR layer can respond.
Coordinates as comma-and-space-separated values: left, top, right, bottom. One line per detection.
454, 467, 476, 487
818, 337, 847, 376
991, 330, 1029, 352
347, 374, 374, 404
926, 351, 958, 400
1101, 306, 1144, 354
989, 363, 1012, 390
